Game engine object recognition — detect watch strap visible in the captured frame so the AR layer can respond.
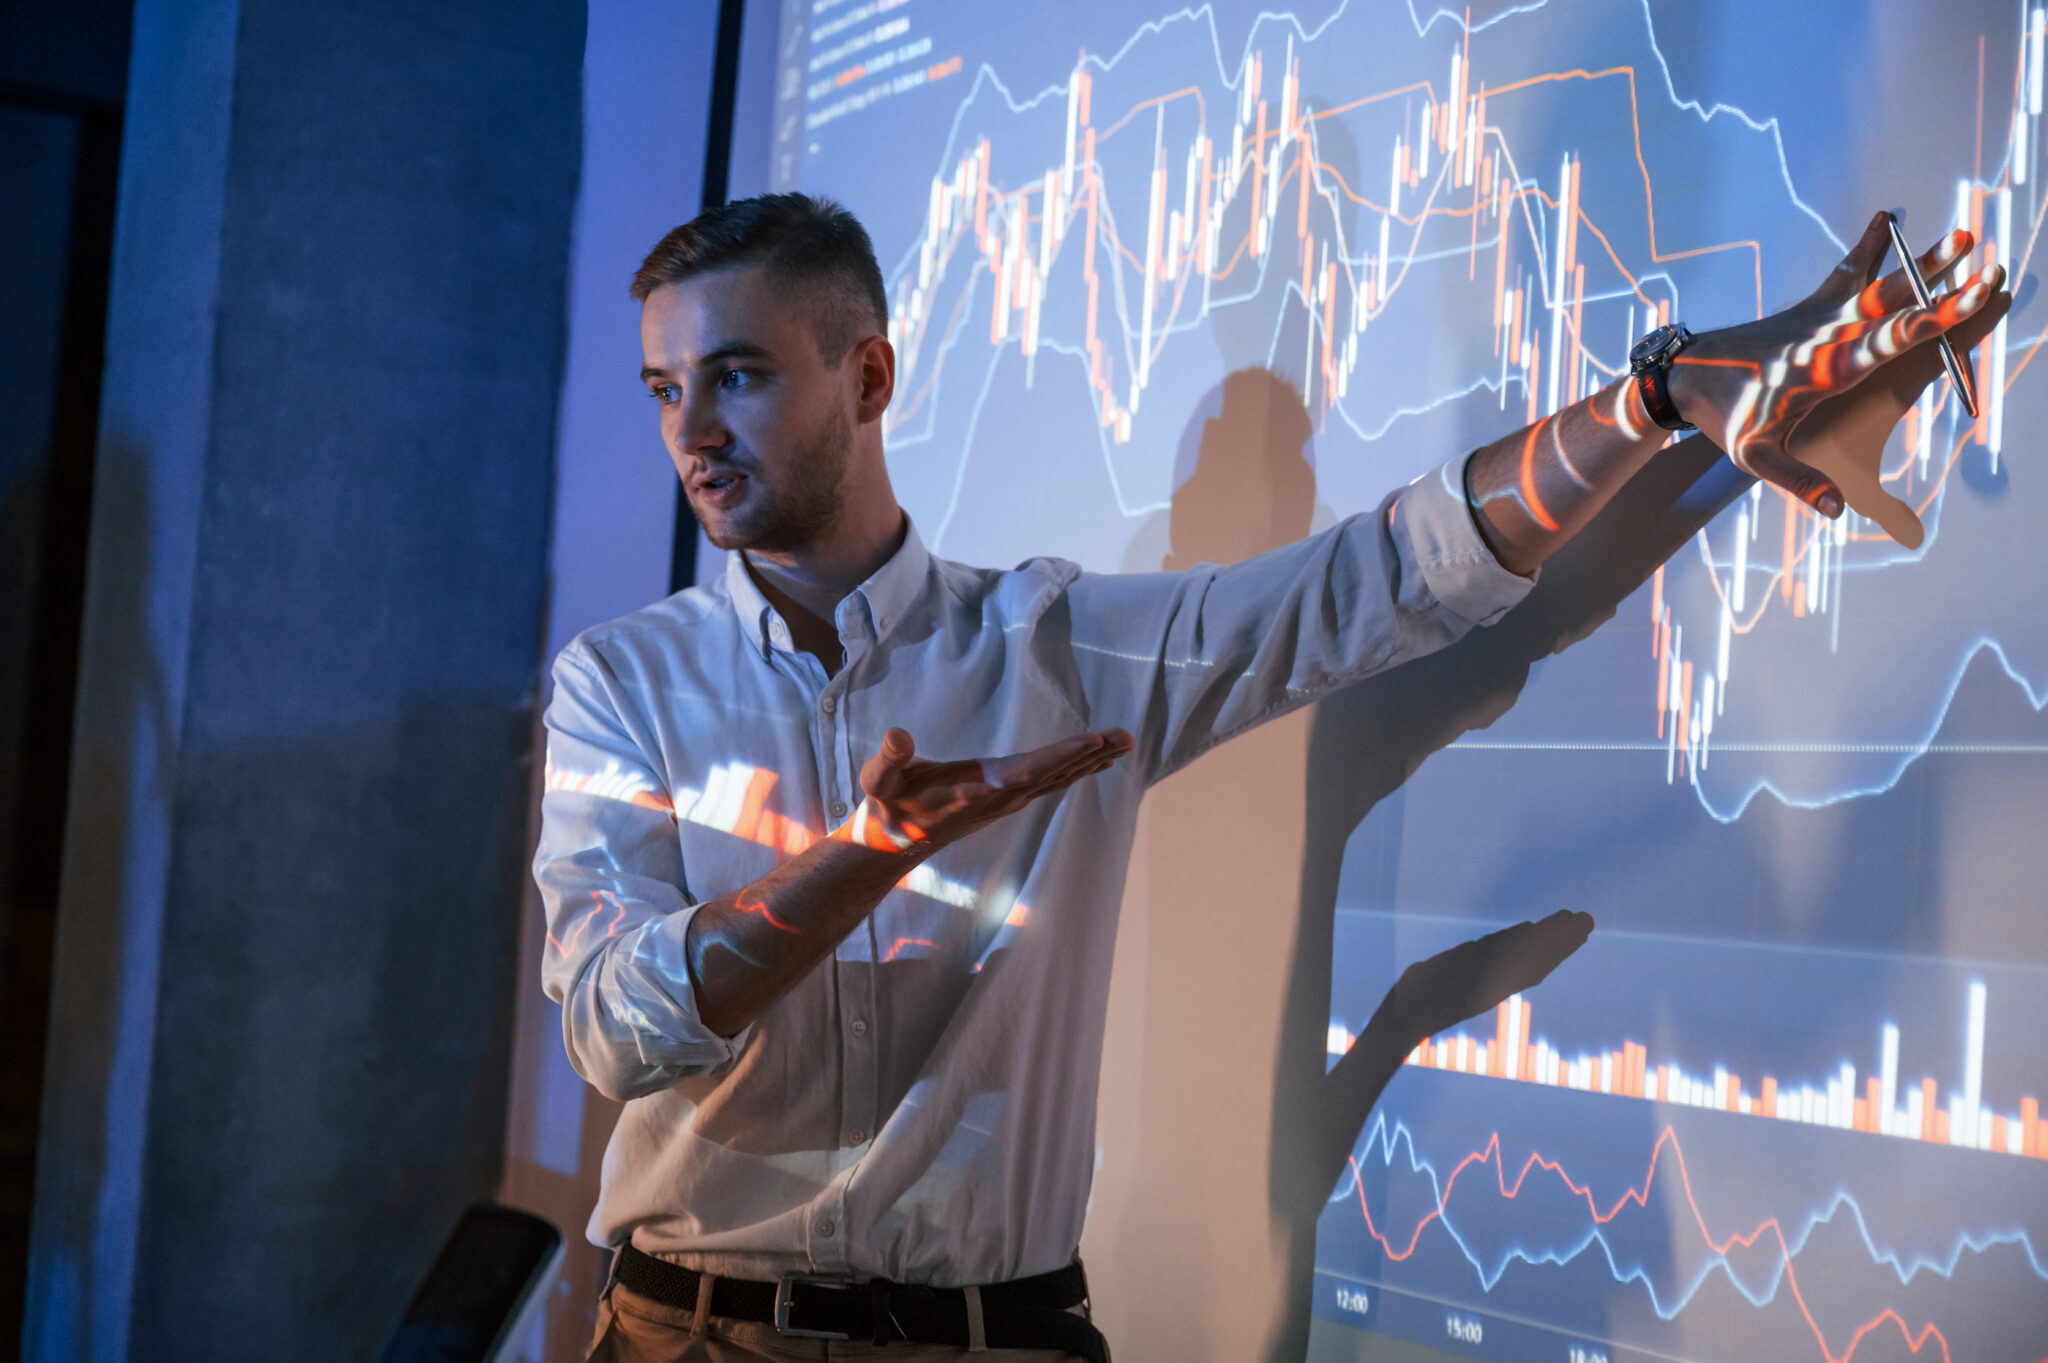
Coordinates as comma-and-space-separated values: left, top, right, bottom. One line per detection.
1636, 360, 1695, 433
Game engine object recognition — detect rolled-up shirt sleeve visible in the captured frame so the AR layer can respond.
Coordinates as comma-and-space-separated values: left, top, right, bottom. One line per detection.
535, 644, 750, 1100
1065, 452, 1535, 783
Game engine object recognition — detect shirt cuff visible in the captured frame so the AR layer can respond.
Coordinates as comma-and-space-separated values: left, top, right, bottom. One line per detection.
643, 902, 756, 1063
1392, 454, 1538, 627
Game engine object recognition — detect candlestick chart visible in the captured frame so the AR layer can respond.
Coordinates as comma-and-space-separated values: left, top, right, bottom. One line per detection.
769, 0, 2048, 1358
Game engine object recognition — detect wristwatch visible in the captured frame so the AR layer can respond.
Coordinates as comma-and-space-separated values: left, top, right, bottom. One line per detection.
1628, 322, 1696, 432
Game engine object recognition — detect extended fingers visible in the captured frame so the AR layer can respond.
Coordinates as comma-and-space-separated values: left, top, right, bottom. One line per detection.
1017, 729, 1120, 778
985, 728, 1130, 790
1054, 728, 1136, 774
1931, 261, 2006, 327
1827, 263, 2005, 390
1812, 308, 1944, 387
1029, 729, 1135, 790
1855, 226, 1974, 319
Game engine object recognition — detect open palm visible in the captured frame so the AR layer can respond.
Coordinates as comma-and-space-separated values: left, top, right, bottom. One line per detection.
853, 725, 1134, 852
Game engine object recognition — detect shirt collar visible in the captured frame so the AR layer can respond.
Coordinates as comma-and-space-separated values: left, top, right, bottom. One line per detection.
724, 514, 932, 659
847, 514, 930, 642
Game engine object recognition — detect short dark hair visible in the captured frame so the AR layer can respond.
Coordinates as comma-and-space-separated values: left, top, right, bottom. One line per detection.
631, 193, 889, 359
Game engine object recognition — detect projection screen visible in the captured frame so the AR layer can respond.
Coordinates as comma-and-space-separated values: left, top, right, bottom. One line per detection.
732, 1, 2048, 1357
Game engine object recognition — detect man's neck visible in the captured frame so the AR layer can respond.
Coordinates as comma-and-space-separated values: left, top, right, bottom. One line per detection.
743, 508, 908, 674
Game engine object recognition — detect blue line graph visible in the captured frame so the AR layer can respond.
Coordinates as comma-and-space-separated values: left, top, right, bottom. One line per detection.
1465, 635, 2048, 822
1328, 1112, 2048, 1309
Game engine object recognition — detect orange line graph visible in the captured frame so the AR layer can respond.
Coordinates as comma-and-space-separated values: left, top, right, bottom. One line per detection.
1092, 84, 1207, 144
1299, 56, 1764, 357
1485, 64, 1764, 318
1305, 78, 1438, 125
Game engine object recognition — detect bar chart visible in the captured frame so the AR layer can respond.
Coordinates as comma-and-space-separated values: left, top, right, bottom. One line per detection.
1329, 978, 2047, 1158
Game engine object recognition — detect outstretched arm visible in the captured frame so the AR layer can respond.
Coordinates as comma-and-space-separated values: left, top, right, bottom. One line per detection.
1465, 212, 2005, 576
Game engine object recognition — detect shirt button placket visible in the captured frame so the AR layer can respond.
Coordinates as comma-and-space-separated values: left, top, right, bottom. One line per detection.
826, 681, 875, 1167
845, 1012, 875, 1155
811, 1181, 849, 1269
821, 692, 849, 825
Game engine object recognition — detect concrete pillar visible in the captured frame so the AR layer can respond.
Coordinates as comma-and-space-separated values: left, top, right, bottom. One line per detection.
24, 1, 582, 1358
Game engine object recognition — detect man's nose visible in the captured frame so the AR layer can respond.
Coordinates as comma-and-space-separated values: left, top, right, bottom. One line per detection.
675, 389, 728, 457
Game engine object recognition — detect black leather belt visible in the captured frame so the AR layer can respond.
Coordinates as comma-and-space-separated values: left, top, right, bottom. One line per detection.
613, 1243, 1111, 1360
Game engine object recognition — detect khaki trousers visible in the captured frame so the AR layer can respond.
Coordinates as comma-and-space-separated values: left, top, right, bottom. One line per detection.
586, 1276, 1093, 1362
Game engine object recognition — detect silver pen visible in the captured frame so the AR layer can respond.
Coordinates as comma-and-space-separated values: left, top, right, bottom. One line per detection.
1885, 214, 1979, 419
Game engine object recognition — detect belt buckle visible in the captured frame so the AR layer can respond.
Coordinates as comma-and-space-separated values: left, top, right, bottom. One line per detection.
773, 1274, 858, 1339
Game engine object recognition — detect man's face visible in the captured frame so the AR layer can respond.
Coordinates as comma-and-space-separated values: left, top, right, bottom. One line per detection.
640, 264, 858, 553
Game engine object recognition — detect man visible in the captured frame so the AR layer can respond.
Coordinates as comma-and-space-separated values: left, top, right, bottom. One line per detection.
536, 193, 2001, 1360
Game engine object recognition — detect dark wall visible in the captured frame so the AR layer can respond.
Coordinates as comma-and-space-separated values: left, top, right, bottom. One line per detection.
23, 0, 584, 1357
0, 1, 134, 1354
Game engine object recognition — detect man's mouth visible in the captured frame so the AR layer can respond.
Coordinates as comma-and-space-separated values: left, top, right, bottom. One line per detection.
694, 470, 747, 509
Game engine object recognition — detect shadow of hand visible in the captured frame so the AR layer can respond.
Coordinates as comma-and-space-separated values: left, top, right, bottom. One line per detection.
1300, 911, 1596, 1215
1371, 910, 1595, 1048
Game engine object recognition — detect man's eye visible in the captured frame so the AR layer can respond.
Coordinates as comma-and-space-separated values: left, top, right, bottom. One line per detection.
648, 383, 681, 405
719, 369, 753, 391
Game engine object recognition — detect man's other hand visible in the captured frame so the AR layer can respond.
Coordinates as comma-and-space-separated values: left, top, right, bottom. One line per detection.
852, 726, 1136, 853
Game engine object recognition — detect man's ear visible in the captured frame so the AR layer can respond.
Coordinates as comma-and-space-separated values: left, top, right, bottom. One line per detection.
854, 333, 896, 424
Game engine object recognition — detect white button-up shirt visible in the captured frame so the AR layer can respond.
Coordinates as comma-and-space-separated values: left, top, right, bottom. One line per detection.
534, 455, 1531, 1286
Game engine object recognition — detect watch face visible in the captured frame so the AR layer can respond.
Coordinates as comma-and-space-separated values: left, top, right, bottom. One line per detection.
1630, 324, 1677, 370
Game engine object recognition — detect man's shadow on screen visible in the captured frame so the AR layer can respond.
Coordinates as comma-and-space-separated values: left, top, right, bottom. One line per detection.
1159, 369, 1754, 1363
1093, 366, 1737, 1363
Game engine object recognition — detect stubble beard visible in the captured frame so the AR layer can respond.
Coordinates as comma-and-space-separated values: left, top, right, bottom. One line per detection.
696, 405, 854, 554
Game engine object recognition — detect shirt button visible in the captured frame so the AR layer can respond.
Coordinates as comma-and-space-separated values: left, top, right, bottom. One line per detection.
816, 1219, 836, 1237
821, 697, 836, 715
830, 800, 848, 819
876, 616, 888, 631
849, 1018, 868, 1037
848, 1129, 869, 1146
